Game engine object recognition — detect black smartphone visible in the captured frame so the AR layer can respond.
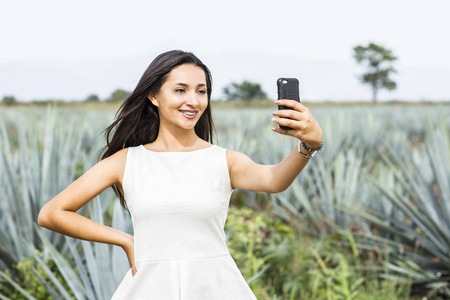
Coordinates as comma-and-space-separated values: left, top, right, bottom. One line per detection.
277, 78, 300, 130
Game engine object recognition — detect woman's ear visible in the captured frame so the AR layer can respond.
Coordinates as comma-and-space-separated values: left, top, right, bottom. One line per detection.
148, 93, 159, 107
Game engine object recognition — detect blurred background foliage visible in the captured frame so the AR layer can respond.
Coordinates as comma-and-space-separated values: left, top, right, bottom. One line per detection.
0, 102, 449, 299
222, 80, 268, 102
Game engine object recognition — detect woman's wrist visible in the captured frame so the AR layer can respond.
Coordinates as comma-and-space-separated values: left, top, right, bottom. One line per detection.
302, 139, 323, 151
117, 231, 134, 249
300, 143, 315, 153
303, 141, 322, 150
297, 139, 323, 159
298, 141, 315, 159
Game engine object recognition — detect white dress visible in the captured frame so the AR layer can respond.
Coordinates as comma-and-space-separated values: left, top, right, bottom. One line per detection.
111, 144, 258, 300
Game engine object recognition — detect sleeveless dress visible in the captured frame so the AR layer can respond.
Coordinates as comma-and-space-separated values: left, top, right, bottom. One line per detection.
111, 144, 258, 300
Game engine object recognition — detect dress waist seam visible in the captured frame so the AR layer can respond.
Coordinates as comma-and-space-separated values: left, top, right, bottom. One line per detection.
136, 252, 231, 263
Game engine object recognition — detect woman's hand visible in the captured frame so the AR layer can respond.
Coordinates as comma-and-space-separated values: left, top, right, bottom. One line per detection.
121, 234, 137, 277
271, 99, 323, 149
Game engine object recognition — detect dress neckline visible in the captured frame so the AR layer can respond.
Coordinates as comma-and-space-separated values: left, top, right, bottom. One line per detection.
139, 144, 216, 154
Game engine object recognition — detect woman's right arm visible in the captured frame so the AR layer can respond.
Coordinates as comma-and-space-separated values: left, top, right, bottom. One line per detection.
37, 147, 136, 274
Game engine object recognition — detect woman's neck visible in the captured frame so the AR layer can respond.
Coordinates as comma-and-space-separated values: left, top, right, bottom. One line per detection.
151, 124, 202, 152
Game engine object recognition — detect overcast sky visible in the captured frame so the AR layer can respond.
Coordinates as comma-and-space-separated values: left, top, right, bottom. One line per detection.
1, 0, 449, 102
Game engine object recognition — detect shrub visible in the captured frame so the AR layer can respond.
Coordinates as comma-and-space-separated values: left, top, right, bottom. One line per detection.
0, 249, 74, 299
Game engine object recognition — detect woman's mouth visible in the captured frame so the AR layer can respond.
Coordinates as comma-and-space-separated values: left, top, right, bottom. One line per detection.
180, 110, 198, 119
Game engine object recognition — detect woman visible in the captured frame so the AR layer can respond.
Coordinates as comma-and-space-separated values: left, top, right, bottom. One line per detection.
38, 50, 323, 299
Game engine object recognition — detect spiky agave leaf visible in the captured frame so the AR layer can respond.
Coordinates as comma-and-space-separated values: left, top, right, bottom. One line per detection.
338, 114, 450, 297
0, 105, 109, 269
28, 197, 131, 300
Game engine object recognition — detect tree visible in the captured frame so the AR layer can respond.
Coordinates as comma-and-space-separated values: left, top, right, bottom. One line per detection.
2, 96, 17, 106
353, 43, 398, 103
84, 94, 100, 102
223, 80, 267, 102
106, 89, 130, 102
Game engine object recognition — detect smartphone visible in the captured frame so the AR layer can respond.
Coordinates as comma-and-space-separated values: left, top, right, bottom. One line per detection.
277, 78, 300, 130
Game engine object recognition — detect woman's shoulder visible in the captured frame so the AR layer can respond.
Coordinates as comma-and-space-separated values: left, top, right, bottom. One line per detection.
103, 147, 129, 171
224, 148, 252, 170
225, 148, 244, 158
97, 147, 129, 165
103, 147, 133, 186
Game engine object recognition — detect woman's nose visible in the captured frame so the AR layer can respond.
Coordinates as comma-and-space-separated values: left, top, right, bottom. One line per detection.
185, 91, 200, 107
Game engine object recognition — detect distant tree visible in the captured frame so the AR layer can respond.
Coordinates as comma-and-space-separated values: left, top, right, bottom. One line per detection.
353, 43, 398, 103
223, 80, 267, 102
2, 96, 17, 106
106, 89, 130, 102
85, 94, 100, 102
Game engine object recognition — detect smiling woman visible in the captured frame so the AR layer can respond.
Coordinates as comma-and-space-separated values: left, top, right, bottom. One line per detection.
147, 64, 209, 137
37, 50, 323, 299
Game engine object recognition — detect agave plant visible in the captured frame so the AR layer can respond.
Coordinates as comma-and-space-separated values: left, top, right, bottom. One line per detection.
1, 103, 449, 299
30, 198, 132, 300
338, 111, 450, 297
0, 105, 111, 270
0, 104, 131, 299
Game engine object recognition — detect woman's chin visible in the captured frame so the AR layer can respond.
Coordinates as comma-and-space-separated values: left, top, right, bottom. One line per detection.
177, 121, 198, 130
178, 117, 200, 128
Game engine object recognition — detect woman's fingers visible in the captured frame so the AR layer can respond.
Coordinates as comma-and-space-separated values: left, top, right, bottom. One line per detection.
129, 249, 136, 277
271, 100, 323, 146
271, 102, 322, 144
271, 126, 295, 136
122, 234, 137, 277
275, 99, 308, 112
271, 104, 306, 135
271, 116, 301, 130
272, 108, 303, 121
271, 103, 306, 139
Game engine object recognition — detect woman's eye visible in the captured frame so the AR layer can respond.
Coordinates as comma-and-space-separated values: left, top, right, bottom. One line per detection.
197, 90, 207, 94
176, 89, 185, 93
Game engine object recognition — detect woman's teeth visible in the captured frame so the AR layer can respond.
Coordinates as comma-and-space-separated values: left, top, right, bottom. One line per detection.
180, 111, 197, 116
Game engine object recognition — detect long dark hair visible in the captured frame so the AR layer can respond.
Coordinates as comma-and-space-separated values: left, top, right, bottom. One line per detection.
98, 50, 215, 210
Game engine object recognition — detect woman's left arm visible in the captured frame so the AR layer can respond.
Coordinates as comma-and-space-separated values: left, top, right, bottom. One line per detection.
227, 99, 322, 193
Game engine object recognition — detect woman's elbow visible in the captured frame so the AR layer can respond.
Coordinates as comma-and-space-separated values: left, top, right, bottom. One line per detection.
273, 187, 288, 193
37, 205, 53, 228
37, 210, 47, 227
266, 184, 288, 194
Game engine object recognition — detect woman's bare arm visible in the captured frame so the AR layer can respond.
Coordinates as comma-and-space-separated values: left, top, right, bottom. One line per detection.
38, 148, 130, 248
227, 99, 323, 193
227, 145, 311, 193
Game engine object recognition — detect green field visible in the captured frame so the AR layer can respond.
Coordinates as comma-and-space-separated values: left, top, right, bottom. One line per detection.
0, 102, 449, 299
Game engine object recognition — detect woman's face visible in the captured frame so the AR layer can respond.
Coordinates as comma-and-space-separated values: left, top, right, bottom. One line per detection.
150, 63, 208, 131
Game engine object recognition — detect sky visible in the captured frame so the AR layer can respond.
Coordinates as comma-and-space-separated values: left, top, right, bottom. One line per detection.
1, 0, 449, 102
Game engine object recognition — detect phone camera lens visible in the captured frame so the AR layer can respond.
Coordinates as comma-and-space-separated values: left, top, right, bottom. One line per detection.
282, 80, 288, 84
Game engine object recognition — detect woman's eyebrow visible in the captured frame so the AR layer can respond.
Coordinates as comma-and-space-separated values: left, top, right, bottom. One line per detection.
173, 83, 207, 87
